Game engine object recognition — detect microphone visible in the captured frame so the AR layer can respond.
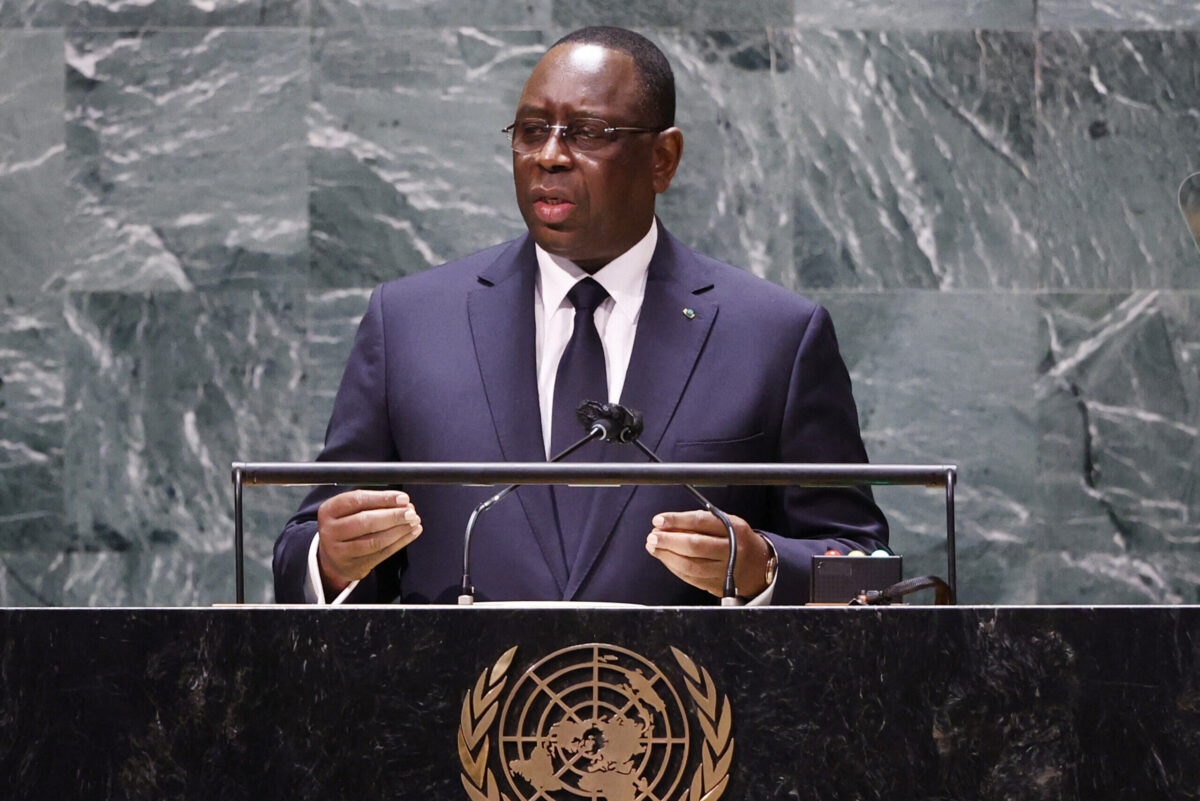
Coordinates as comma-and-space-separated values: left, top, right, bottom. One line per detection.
457, 401, 630, 604
572, 401, 743, 605
575, 400, 643, 443
614, 417, 744, 604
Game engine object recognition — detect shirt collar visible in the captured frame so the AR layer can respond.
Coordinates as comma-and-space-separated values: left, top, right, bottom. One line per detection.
534, 222, 657, 325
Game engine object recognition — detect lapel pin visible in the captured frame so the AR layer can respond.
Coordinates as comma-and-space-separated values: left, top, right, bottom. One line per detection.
682, 307, 696, 319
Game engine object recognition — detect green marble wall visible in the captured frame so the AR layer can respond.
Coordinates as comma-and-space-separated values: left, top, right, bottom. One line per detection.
1, 0, 1197, 605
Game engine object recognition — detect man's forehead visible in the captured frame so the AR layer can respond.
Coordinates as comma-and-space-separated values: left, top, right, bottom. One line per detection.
557, 43, 609, 72
517, 43, 640, 115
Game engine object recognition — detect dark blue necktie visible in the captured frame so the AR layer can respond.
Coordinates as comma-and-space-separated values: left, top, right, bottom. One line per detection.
551, 277, 609, 562
550, 278, 610, 457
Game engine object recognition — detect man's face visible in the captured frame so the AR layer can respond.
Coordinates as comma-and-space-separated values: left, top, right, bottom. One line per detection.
511, 43, 681, 272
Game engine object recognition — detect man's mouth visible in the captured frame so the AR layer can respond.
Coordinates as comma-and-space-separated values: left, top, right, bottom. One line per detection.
531, 194, 576, 225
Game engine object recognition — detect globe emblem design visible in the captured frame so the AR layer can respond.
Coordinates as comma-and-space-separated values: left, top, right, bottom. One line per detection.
498, 644, 690, 801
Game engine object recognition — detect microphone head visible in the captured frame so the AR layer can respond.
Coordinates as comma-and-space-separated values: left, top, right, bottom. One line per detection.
575, 401, 643, 443
616, 406, 644, 443
575, 399, 608, 430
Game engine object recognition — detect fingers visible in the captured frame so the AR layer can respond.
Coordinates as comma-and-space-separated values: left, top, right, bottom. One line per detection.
646, 535, 724, 584
645, 510, 766, 598
316, 489, 423, 584
652, 510, 730, 537
645, 536, 724, 596
331, 517, 421, 559
319, 490, 415, 537
325, 504, 419, 543
320, 489, 411, 523
319, 521, 422, 584
371, 521, 422, 563
646, 528, 730, 563
645, 511, 734, 596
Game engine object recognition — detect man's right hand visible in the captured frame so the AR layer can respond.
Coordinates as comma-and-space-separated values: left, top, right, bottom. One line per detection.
315, 489, 423, 596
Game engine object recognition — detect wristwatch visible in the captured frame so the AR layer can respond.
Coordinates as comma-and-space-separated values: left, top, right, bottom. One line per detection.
759, 532, 778, 587
737, 532, 779, 599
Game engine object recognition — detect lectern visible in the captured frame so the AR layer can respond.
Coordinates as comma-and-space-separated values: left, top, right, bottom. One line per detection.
4, 606, 1200, 798
14, 465, 1197, 798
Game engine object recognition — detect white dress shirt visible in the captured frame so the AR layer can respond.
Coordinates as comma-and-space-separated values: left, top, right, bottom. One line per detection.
533, 223, 655, 455
306, 223, 773, 604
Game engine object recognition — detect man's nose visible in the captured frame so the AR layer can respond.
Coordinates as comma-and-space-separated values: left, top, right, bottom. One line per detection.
534, 128, 574, 170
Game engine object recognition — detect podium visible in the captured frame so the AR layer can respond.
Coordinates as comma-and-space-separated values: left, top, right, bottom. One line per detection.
3, 605, 1199, 798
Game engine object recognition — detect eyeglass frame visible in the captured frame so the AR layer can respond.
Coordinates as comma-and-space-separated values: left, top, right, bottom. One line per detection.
502, 117, 666, 156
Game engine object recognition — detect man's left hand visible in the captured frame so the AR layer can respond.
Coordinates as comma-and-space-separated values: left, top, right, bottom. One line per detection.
645, 510, 771, 598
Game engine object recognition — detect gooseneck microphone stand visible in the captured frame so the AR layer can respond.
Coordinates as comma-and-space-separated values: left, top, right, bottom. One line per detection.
589, 403, 742, 606
564, 401, 744, 607
627, 439, 742, 606
457, 408, 629, 605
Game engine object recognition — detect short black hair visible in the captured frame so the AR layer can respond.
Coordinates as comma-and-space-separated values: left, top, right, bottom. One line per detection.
550, 26, 675, 129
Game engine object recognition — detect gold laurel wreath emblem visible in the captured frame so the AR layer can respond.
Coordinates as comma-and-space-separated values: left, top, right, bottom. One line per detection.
458, 646, 518, 801
669, 646, 734, 801
457, 645, 733, 801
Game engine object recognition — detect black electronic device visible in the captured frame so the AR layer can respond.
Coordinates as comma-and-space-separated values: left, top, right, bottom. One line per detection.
809, 554, 903, 604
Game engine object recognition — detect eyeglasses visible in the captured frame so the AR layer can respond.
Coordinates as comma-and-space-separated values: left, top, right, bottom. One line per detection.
503, 117, 663, 156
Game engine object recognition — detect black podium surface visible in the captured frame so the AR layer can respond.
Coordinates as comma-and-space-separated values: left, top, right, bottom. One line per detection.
3, 606, 1198, 799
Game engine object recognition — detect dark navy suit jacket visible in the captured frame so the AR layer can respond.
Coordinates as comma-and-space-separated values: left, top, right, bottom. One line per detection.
273, 226, 888, 605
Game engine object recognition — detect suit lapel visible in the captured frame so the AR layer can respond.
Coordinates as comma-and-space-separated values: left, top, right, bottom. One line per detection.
467, 236, 569, 592
563, 227, 719, 599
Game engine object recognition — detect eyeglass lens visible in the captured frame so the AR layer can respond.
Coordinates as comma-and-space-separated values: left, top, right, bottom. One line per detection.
509, 119, 613, 153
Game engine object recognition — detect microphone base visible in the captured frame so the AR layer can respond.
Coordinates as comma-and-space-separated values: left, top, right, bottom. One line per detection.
720, 596, 744, 607
457, 594, 475, 605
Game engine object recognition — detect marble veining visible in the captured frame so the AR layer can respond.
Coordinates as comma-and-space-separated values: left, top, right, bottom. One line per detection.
0, 301, 66, 552
309, 28, 539, 288
57, 290, 307, 602
552, 0, 792, 29
63, 0, 308, 28
63, 30, 308, 292
1037, 292, 1200, 603
788, 30, 1038, 290
0, 547, 247, 604
2, 4, 1200, 606
796, 0, 1036, 29
1040, 0, 1200, 28
1036, 30, 1200, 289
314, 0, 550, 28
0, 0, 62, 26
305, 288, 372, 452
0, 31, 66, 301
656, 31, 792, 282
819, 291, 1040, 603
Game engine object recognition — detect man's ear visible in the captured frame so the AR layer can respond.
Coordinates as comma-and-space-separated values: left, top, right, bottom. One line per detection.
651, 128, 684, 194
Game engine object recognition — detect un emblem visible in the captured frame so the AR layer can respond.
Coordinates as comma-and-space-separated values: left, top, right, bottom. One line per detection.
458, 644, 733, 801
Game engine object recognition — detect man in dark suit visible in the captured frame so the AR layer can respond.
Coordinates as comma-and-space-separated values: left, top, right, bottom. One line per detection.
273, 26, 888, 606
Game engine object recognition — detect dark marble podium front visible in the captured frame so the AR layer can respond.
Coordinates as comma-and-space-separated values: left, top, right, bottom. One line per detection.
2, 606, 1198, 799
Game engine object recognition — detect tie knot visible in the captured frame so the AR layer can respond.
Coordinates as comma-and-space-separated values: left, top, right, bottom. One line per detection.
567, 277, 609, 314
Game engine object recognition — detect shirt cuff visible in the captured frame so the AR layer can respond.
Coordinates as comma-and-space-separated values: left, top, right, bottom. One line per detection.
306, 530, 360, 605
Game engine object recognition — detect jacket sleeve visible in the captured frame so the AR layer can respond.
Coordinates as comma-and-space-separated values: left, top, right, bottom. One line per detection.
762, 304, 890, 605
272, 285, 404, 604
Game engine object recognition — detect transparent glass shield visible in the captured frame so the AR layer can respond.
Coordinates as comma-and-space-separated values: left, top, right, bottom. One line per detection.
1180, 172, 1200, 255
